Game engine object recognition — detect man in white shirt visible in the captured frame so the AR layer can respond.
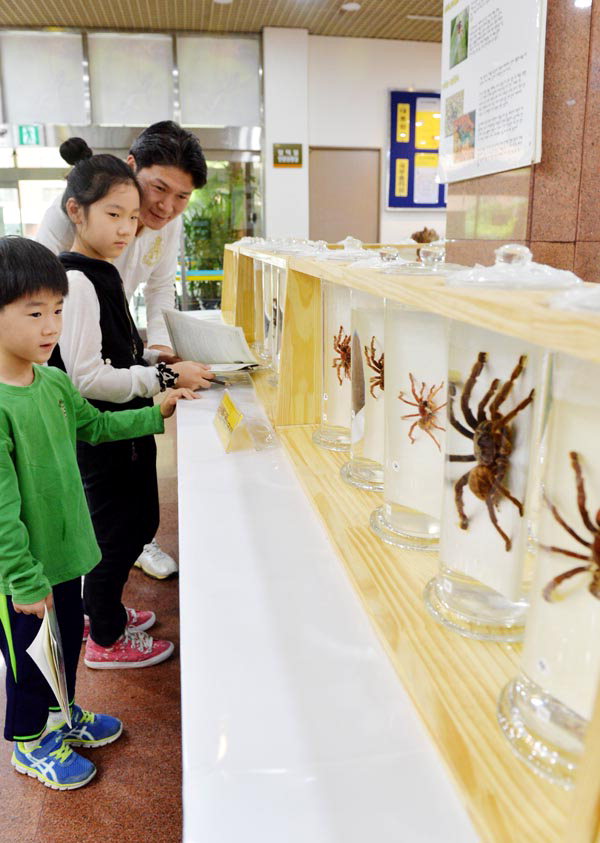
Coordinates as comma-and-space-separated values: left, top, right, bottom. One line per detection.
37, 121, 208, 579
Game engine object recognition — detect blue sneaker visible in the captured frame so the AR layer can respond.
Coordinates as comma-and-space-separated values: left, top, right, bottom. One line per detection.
12, 729, 96, 790
59, 704, 123, 748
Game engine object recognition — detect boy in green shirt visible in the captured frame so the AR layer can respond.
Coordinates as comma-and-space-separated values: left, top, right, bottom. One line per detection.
0, 236, 196, 789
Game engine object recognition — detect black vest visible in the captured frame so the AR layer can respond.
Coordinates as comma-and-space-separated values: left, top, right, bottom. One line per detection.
49, 251, 152, 413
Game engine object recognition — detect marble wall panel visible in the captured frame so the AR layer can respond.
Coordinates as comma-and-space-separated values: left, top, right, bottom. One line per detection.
577, 3, 600, 241
574, 241, 600, 283
446, 168, 532, 242
530, 0, 592, 242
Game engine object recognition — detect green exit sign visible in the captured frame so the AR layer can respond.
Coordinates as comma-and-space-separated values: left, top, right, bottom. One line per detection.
18, 124, 42, 146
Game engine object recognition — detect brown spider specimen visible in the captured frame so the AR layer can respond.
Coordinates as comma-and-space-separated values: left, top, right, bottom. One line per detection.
542, 452, 600, 602
448, 351, 535, 551
398, 373, 446, 451
364, 336, 384, 398
332, 325, 351, 386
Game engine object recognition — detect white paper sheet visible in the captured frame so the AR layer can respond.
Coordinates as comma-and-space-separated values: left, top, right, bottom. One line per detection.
163, 309, 258, 372
26, 606, 71, 728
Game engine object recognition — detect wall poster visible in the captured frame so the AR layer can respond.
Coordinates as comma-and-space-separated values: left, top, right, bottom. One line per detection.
387, 90, 446, 211
439, 0, 547, 183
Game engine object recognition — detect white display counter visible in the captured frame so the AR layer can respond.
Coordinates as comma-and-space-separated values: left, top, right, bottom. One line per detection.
177, 378, 478, 843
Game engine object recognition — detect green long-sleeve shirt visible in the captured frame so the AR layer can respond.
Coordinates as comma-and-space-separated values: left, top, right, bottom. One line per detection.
0, 364, 164, 604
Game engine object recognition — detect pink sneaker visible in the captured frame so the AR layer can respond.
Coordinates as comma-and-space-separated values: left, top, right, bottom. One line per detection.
82, 608, 156, 642
84, 628, 174, 669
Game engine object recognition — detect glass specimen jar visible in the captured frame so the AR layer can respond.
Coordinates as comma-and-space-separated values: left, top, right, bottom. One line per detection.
312, 281, 352, 451
370, 301, 448, 549
497, 351, 600, 788
423, 324, 546, 641
252, 258, 266, 357
254, 261, 274, 365
272, 266, 287, 376
340, 290, 385, 491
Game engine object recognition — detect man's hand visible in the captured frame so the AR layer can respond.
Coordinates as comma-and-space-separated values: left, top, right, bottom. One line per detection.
160, 388, 199, 418
13, 592, 54, 620
171, 361, 214, 390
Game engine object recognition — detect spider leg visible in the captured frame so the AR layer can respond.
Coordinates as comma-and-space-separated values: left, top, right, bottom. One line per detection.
485, 493, 512, 551
494, 389, 535, 430
408, 421, 418, 444
431, 421, 446, 432
496, 484, 524, 516
401, 412, 421, 419
539, 545, 591, 561
543, 493, 591, 548
408, 373, 421, 404
432, 400, 448, 414
455, 471, 471, 529
489, 355, 526, 416
423, 426, 442, 452
570, 451, 597, 534
399, 395, 419, 407
449, 454, 477, 462
448, 383, 474, 439
477, 378, 500, 422
461, 352, 486, 430
428, 381, 445, 402
543, 565, 592, 601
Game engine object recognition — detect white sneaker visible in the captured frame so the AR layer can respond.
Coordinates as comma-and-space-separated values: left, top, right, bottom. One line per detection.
134, 539, 178, 579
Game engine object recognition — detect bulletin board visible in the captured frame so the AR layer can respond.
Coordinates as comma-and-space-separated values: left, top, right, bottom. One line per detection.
387, 90, 446, 210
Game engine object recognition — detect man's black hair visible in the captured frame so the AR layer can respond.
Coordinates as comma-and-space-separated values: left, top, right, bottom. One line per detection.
59, 137, 142, 213
0, 236, 68, 309
129, 121, 208, 189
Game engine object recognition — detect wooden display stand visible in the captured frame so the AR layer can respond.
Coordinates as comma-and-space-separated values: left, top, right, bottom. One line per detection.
223, 243, 600, 843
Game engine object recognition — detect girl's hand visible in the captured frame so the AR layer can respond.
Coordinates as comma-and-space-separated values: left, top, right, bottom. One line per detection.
13, 592, 54, 619
160, 388, 199, 418
157, 352, 182, 365
171, 361, 214, 390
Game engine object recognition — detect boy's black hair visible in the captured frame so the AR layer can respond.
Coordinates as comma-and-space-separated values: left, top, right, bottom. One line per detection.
59, 137, 142, 213
128, 121, 207, 189
0, 236, 68, 309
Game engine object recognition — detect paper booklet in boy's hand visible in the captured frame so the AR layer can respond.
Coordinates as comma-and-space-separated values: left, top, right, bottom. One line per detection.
26, 605, 72, 728
162, 309, 259, 374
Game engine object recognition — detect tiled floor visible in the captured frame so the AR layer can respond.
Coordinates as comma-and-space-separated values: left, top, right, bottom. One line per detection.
0, 413, 182, 843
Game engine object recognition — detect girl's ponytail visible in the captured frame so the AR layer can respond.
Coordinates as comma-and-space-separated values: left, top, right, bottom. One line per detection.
59, 137, 93, 167
60, 136, 141, 213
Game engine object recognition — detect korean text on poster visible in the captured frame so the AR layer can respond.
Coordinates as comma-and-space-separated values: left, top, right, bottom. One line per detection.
439, 0, 546, 183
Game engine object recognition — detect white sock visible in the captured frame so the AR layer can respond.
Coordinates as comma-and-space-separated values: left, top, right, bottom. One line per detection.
46, 710, 67, 730
19, 728, 51, 751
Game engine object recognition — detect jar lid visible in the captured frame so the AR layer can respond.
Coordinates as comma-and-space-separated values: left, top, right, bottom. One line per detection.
445, 244, 582, 289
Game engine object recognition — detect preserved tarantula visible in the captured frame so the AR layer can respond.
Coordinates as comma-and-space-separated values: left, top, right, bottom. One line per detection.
398, 373, 446, 451
332, 325, 351, 386
542, 451, 600, 601
448, 351, 534, 551
364, 336, 384, 398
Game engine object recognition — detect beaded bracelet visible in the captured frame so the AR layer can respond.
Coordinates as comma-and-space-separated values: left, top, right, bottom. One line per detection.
156, 362, 179, 392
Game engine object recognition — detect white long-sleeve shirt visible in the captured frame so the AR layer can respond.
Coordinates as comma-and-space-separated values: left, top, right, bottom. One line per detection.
36, 195, 181, 348
60, 269, 161, 403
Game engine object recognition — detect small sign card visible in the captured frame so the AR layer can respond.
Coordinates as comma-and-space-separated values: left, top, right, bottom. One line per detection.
273, 143, 303, 168
213, 390, 253, 453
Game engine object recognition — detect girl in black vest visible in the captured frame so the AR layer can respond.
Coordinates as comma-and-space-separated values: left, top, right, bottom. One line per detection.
51, 138, 212, 668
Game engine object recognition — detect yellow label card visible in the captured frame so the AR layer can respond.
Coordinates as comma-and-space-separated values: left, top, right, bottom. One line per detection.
396, 104, 411, 143
395, 159, 409, 197
214, 390, 245, 452
414, 153, 439, 168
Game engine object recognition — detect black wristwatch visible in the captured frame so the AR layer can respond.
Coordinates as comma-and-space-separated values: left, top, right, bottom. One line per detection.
156, 362, 179, 392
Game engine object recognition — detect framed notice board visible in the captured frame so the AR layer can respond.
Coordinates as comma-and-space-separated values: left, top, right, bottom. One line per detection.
387, 90, 446, 210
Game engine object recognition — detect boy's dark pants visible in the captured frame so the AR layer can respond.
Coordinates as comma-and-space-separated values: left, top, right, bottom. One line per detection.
0, 577, 83, 741
78, 435, 159, 648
